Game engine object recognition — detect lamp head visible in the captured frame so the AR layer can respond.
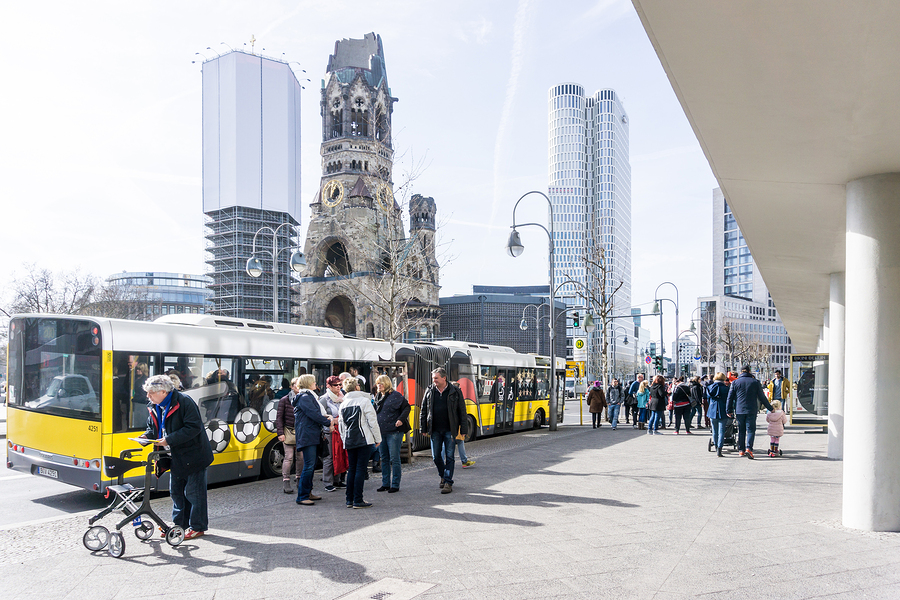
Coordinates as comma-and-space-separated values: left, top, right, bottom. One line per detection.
246, 256, 263, 278
623, 336, 629, 345
506, 229, 524, 258
652, 301, 660, 314
584, 314, 596, 333
520, 318, 528, 331
690, 321, 696, 333
289, 251, 307, 272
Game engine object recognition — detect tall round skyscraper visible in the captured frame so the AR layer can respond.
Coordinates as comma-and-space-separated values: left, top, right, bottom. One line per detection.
548, 84, 632, 374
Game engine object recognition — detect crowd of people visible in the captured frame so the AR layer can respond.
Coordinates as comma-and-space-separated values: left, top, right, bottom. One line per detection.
274, 366, 475, 509
585, 365, 791, 459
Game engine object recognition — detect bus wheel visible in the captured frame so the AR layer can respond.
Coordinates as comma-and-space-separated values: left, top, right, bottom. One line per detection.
464, 415, 477, 443
262, 439, 284, 479
533, 409, 544, 429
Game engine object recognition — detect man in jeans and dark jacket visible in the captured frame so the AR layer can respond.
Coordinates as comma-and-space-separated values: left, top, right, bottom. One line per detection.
419, 367, 468, 494
726, 365, 773, 459
606, 379, 625, 430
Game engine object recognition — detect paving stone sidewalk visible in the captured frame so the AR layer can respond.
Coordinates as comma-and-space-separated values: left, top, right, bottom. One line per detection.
1, 416, 899, 600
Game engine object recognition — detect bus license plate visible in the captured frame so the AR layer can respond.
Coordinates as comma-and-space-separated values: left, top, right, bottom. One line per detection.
38, 467, 59, 479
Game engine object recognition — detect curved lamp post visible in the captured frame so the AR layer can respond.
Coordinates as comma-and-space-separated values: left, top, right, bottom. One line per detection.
520, 302, 551, 354
246, 223, 306, 323
507, 191, 559, 430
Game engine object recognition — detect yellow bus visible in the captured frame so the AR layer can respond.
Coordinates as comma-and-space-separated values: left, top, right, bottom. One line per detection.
5, 313, 566, 492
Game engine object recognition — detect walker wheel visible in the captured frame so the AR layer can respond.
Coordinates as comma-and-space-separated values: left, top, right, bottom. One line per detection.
83, 525, 109, 551
107, 532, 126, 558
166, 526, 185, 547
135, 521, 154, 540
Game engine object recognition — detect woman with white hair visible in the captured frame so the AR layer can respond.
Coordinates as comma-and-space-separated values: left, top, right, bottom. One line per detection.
140, 374, 214, 540
338, 377, 381, 508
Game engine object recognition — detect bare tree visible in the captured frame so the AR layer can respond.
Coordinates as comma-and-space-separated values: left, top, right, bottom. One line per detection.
10, 264, 97, 315
82, 283, 157, 320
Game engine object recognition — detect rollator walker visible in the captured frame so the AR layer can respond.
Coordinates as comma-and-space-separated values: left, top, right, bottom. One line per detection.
82, 448, 185, 558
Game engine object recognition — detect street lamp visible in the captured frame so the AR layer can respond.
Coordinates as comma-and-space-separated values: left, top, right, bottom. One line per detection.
520, 302, 550, 354
246, 223, 306, 323
507, 191, 558, 430
654, 282, 680, 377
608, 323, 629, 379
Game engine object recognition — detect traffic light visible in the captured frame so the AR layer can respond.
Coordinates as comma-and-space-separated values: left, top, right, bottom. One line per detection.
572, 311, 580, 328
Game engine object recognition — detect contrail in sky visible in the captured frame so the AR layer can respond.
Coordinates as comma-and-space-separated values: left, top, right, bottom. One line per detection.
489, 0, 537, 229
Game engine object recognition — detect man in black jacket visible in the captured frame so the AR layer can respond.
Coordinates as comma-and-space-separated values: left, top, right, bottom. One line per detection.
419, 367, 467, 494
142, 374, 214, 539
726, 365, 773, 459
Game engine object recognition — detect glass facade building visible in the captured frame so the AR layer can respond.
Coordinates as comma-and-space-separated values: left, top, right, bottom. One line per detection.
106, 271, 213, 319
548, 84, 632, 371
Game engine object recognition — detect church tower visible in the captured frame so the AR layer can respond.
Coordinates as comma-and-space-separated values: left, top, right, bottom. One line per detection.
297, 33, 440, 341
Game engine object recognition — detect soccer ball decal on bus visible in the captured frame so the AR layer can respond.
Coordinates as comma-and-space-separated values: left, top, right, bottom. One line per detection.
234, 408, 261, 444
262, 400, 278, 433
206, 419, 230, 453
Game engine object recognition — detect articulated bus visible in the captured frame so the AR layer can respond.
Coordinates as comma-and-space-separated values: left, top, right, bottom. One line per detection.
5, 313, 566, 493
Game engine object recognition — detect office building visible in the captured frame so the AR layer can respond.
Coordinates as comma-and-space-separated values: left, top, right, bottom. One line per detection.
547, 83, 632, 376
440, 286, 566, 356
107, 271, 213, 319
697, 188, 792, 376
201, 50, 304, 323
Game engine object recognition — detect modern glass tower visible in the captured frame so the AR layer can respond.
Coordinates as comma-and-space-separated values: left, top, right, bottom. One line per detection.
548, 84, 632, 376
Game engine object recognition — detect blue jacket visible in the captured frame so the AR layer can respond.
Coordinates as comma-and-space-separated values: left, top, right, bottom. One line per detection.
706, 381, 729, 419
725, 372, 773, 415
292, 389, 331, 448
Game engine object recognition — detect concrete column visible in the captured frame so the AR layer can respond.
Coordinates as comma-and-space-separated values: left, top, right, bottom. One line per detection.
827, 272, 845, 460
843, 173, 900, 531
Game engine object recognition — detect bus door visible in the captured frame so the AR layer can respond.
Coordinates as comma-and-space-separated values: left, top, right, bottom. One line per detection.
493, 369, 517, 433
310, 362, 332, 392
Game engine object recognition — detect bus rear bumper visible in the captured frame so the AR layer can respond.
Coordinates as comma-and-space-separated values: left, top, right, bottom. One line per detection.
7, 452, 102, 492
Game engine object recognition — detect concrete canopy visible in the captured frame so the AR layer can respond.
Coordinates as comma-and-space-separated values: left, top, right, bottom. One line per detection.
632, 1, 900, 351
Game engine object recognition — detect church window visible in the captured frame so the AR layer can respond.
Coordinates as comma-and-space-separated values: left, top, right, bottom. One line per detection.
366, 323, 375, 339
351, 107, 369, 137
331, 110, 343, 137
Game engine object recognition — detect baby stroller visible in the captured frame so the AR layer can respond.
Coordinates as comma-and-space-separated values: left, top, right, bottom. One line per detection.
82, 448, 185, 558
707, 416, 739, 452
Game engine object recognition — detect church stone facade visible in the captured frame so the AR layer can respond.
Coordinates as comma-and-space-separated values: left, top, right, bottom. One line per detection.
296, 33, 440, 341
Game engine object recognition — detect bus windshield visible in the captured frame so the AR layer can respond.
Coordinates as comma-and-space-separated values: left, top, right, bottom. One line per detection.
8, 317, 102, 421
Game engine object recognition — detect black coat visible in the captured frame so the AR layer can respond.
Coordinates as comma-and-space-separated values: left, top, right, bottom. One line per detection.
375, 390, 411, 435
146, 390, 214, 478
419, 383, 468, 436
726, 372, 773, 415
648, 383, 668, 412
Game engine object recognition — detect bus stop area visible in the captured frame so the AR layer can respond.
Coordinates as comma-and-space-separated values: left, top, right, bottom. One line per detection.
1, 408, 899, 600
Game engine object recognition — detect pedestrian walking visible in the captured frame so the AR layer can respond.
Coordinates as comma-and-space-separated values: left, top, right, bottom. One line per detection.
606, 378, 625, 430
338, 377, 382, 508
766, 400, 788, 457
587, 381, 607, 429
689, 376, 705, 429
627, 375, 644, 428
707, 372, 729, 457
419, 367, 468, 494
140, 374, 213, 540
725, 365, 773, 459
767, 370, 791, 413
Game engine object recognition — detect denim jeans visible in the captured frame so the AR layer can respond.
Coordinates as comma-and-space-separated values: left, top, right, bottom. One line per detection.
608, 404, 621, 428
690, 404, 703, 428
170, 468, 209, 532
647, 410, 661, 431
379, 432, 403, 489
455, 438, 469, 463
346, 444, 373, 505
296, 443, 318, 501
430, 431, 456, 486
709, 417, 725, 449
735, 413, 757, 451
638, 407, 647, 423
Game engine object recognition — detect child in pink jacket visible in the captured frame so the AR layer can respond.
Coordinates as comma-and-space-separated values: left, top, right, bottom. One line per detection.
766, 400, 788, 457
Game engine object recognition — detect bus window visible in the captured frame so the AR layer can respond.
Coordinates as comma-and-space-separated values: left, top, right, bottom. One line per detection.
478, 366, 497, 403
112, 352, 161, 432
167, 355, 241, 423
9, 318, 103, 423
535, 368, 550, 400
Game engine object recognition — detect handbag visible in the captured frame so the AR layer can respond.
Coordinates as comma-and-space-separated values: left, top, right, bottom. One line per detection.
283, 426, 295, 446
317, 432, 330, 459
666, 400, 674, 411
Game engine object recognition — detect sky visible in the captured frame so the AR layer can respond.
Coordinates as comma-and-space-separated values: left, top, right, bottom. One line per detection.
0, 0, 717, 346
